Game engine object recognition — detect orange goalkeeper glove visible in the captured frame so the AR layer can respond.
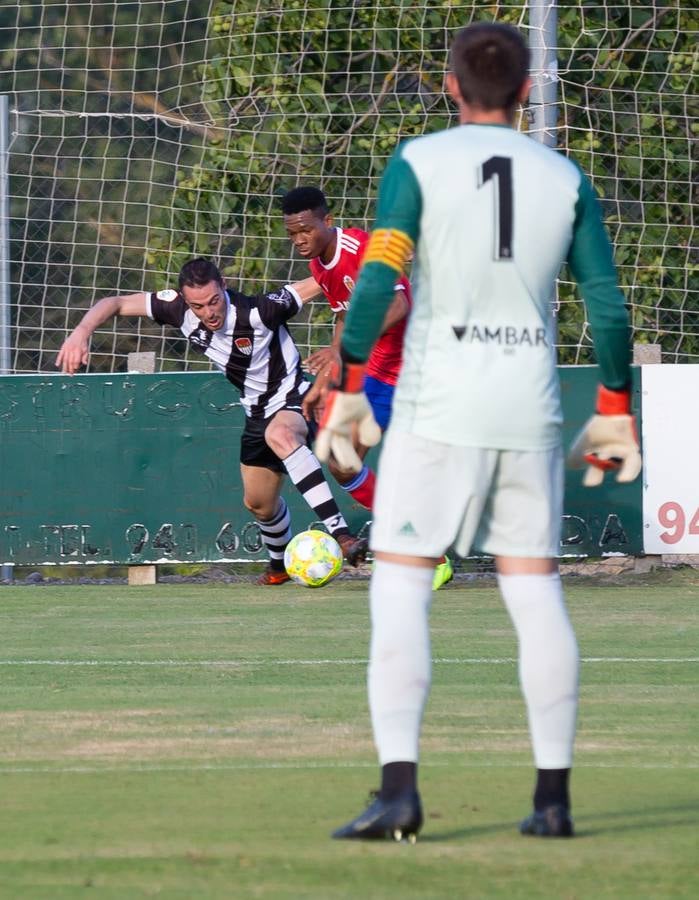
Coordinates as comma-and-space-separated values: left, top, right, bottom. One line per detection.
567, 385, 642, 487
315, 357, 381, 473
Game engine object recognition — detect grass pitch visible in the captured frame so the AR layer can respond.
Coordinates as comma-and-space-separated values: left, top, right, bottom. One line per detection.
0, 568, 697, 899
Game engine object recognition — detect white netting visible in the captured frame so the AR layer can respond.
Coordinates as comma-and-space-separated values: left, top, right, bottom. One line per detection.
555, 2, 697, 364
1, 1, 696, 372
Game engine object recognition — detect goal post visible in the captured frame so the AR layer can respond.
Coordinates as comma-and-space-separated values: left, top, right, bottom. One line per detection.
529, 0, 558, 149
0, 94, 11, 583
0, 94, 10, 375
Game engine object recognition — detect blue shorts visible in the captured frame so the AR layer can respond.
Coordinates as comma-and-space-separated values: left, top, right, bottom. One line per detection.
364, 375, 394, 431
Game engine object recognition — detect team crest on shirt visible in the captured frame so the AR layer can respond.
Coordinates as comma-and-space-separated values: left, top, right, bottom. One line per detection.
156, 289, 178, 302
234, 337, 253, 356
342, 275, 356, 294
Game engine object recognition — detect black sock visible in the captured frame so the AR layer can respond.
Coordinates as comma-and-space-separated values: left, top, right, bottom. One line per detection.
534, 768, 570, 811
380, 762, 417, 800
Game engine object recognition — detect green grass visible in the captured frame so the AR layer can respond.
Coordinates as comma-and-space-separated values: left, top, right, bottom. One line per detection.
0, 569, 697, 899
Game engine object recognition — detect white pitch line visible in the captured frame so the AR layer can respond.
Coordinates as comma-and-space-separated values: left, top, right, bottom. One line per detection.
581, 657, 699, 663
0, 658, 497, 667
0, 760, 696, 776
0, 657, 696, 667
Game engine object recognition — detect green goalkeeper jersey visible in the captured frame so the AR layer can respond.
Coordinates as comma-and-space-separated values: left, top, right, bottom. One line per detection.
342, 124, 631, 451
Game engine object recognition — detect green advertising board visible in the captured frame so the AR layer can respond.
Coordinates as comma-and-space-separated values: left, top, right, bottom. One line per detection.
0, 368, 642, 565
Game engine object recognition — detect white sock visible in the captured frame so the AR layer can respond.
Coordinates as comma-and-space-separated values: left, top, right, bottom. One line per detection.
368, 560, 434, 764
497, 572, 579, 769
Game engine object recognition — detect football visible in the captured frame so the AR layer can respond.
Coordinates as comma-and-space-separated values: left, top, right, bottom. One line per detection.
284, 530, 343, 588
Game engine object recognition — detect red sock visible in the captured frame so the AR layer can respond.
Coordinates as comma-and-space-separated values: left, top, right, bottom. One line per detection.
348, 467, 376, 510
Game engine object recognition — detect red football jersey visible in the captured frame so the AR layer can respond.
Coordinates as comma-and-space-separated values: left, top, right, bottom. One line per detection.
308, 226, 411, 386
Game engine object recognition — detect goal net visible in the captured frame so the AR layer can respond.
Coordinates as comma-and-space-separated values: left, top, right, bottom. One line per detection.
1, 1, 696, 373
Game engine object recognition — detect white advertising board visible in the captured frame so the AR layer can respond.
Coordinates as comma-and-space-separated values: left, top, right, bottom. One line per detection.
642, 365, 699, 554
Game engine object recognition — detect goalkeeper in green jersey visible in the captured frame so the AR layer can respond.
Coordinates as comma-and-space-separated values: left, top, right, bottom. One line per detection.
318, 22, 641, 842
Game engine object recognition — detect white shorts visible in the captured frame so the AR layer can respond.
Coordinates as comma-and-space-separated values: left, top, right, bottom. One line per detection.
370, 430, 564, 559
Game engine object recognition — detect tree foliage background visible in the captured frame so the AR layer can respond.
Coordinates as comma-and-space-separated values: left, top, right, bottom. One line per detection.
1, 0, 696, 371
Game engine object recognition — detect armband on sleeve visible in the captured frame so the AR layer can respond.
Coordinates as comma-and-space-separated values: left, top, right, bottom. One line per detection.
362, 228, 414, 274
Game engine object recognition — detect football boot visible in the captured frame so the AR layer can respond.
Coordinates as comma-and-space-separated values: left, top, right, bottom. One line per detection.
520, 804, 574, 837
256, 566, 291, 586
332, 790, 423, 843
432, 556, 454, 591
335, 532, 368, 566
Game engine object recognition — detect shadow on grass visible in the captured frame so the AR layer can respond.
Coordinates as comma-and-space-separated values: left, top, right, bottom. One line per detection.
420, 800, 699, 842
573, 800, 699, 838
420, 821, 514, 842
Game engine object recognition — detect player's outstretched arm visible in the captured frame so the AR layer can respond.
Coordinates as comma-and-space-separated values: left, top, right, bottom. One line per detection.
290, 276, 323, 305
56, 292, 148, 374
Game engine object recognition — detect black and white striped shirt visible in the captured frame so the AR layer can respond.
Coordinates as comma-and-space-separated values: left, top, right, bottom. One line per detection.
147, 284, 310, 419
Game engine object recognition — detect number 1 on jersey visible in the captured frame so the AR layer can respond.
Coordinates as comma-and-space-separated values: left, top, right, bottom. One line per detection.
478, 156, 513, 260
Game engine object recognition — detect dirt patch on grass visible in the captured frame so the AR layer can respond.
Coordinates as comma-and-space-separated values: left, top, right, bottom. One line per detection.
0, 711, 371, 763
0, 709, 169, 730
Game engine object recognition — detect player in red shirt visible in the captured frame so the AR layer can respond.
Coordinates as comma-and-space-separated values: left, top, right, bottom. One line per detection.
282, 186, 410, 511
282, 187, 453, 589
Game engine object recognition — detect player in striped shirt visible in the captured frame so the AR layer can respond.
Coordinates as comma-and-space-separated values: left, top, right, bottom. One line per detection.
56, 257, 367, 583
282, 187, 453, 589
318, 23, 640, 841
